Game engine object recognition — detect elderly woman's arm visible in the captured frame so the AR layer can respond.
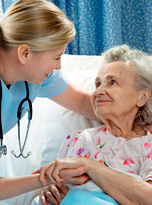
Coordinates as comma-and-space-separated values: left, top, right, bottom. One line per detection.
40, 157, 152, 205
85, 159, 152, 205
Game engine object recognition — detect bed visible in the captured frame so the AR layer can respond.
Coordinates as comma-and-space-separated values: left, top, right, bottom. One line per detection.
1, 54, 102, 205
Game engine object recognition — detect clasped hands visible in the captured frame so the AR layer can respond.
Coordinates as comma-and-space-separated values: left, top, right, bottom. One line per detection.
33, 157, 90, 205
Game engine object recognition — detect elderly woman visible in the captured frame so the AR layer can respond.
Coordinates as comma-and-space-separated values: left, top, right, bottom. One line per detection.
35, 45, 152, 205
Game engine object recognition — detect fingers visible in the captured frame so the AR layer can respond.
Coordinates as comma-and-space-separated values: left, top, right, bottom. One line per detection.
39, 163, 54, 186
45, 164, 65, 184
40, 161, 65, 185
46, 189, 62, 205
40, 195, 48, 205
40, 185, 67, 205
39, 158, 89, 185
60, 165, 89, 179
57, 184, 69, 196
59, 166, 90, 185
63, 174, 90, 185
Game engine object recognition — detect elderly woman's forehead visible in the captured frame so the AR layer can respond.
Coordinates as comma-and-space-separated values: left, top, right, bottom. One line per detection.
99, 61, 133, 74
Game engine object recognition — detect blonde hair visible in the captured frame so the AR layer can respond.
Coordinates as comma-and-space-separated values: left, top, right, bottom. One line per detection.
101, 45, 152, 127
0, 0, 76, 51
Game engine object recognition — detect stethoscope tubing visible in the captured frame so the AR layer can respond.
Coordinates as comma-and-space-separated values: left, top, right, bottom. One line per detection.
0, 80, 32, 158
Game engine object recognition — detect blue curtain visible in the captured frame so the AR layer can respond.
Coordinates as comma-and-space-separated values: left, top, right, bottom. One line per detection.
2, 0, 152, 55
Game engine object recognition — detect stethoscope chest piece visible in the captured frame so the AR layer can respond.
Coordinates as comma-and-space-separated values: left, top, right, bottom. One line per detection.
0, 141, 7, 157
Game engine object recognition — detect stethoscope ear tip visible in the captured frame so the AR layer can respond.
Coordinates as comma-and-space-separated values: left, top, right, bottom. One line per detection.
11, 150, 15, 155
28, 151, 32, 156
11, 150, 32, 158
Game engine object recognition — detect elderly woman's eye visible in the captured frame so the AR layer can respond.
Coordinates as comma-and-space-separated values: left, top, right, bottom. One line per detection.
110, 80, 117, 85
96, 82, 101, 88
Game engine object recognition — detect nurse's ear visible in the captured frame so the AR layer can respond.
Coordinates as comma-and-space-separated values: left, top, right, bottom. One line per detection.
137, 88, 151, 107
18, 44, 30, 65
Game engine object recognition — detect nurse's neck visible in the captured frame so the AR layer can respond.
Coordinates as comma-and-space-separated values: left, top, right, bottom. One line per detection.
0, 47, 22, 86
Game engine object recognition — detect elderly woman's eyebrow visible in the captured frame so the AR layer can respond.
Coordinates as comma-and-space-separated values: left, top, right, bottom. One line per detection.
94, 77, 100, 84
95, 75, 118, 84
105, 75, 118, 81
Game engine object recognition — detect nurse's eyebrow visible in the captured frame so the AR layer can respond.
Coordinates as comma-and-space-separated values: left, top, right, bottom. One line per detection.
54, 52, 64, 57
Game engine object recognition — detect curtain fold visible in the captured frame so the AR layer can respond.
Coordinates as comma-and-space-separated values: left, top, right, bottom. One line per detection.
1, 0, 152, 55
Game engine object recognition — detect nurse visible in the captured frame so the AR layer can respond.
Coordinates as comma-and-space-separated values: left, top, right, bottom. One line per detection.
0, 0, 95, 200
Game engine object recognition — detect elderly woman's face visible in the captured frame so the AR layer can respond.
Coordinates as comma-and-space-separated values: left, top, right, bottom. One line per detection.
91, 61, 142, 120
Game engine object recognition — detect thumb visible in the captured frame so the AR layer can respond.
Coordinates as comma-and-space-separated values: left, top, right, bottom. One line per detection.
73, 165, 89, 176
145, 124, 152, 134
31, 169, 40, 174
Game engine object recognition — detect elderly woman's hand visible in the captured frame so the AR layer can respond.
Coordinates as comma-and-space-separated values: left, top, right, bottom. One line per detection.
145, 124, 152, 134
40, 184, 69, 205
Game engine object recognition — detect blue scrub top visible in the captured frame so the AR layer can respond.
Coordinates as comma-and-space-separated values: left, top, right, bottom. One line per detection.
1, 69, 69, 135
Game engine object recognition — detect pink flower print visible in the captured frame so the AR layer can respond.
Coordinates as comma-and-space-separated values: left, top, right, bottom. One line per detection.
66, 135, 70, 139
147, 150, 152, 158
76, 147, 84, 156
144, 143, 151, 148
84, 151, 91, 158
101, 127, 107, 132
127, 171, 135, 174
147, 176, 152, 180
123, 158, 134, 165
96, 137, 101, 145
72, 137, 78, 143
95, 151, 99, 159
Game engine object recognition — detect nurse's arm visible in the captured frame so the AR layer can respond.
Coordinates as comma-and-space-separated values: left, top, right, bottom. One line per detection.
0, 174, 43, 200
48, 81, 100, 121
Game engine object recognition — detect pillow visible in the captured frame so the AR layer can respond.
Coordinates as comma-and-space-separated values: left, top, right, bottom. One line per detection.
40, 54, 102, 166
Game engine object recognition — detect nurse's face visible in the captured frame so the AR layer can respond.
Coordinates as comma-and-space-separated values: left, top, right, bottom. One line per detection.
24, 44, 66, 84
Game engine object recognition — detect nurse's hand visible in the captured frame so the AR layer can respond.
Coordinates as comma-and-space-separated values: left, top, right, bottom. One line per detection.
39, 158, 89, 185
32, 160, 90, 186
40, 184, 69, 205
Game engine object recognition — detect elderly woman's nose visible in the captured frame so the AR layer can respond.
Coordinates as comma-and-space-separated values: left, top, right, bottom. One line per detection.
95, 85, 106, 95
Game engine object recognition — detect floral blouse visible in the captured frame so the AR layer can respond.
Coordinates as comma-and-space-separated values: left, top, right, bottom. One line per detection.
56, 125, 152, 182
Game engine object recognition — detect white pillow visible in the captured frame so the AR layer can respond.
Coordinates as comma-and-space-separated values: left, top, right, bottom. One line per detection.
40, 55, 102, 166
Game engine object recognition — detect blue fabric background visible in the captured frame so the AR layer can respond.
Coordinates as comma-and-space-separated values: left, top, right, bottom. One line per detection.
2, 0, 152, 55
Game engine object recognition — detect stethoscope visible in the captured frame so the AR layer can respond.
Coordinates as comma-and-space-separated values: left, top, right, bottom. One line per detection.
0, 80, 33, 158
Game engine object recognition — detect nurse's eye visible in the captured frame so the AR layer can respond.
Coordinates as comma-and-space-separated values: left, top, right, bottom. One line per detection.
95, 82, 101, 88
55, 57, 61, 61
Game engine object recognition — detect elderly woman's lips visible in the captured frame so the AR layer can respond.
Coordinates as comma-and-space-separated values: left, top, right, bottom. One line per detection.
95, 99, 111, 104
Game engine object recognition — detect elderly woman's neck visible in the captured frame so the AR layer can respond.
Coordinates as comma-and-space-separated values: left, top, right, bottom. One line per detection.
104, 119, 146, 139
